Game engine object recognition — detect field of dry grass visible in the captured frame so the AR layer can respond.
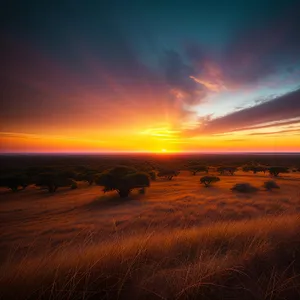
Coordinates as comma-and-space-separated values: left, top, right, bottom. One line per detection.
1, 170, 300, 299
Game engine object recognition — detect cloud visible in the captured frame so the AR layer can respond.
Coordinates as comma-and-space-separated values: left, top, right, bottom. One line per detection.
222, 2, 300, 85
248, 128, 300, 136
0, 28, 171, 132
162, 50, 207, 104
187, 89, 300, 135
231, 118, 300, 132
225, 138, 246, 142
180, 3, 300, 90
2, 0, 300, 146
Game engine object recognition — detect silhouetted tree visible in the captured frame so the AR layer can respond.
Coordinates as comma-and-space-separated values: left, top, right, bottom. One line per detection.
95, 166, 150, 198
35, 173, 77, 193
0, 176, 29, 192
242, 165, 268, 174
76, 169, 99, 185
157, 169, 180, 180
217, 166, 237, 175
200, 176, 220, 187
58, 170, 77, 179
189, 165, 209, 175
268, 166, 289, 177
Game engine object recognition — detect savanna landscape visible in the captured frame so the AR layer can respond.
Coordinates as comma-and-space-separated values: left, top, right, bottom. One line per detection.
2, 0, 300, 299
1, 154, 300, 299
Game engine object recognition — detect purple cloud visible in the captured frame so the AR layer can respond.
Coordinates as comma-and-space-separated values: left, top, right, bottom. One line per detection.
188, 89, 300, 135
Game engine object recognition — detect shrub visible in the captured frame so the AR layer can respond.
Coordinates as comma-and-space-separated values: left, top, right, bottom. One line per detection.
231, 183, 258, 193
200, 176, 220, 187
263, 180, 280, 191
157, 169, 180, 180
95, 166, 150, 198
268, 166, 289, 177
217, 166, 237, 175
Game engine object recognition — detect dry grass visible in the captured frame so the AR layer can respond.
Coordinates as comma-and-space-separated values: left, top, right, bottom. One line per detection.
1, 171, 300, 299
1, 215, 300, 299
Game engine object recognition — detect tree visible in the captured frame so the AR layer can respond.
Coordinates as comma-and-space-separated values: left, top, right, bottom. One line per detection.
256, 166, 268, 174
242, 165, 252, 173
263, 180, 280, 191
200, 176, 220, 187
35, 173, 77, 193
157, 169, 180, 180
268, 166, 289, 177
217, 166, 237, 175
57, 170, 77, 179
0, 176, 29, 192
189, 165, 209, 175
242, 165, 268, 174
95, 166, 150, 198
76, 169, 99, 185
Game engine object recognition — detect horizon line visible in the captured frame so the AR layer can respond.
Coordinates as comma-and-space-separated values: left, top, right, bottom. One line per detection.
0, 151, 300, 156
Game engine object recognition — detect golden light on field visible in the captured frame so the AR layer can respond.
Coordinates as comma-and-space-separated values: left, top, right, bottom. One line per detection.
161, 149, 167, 153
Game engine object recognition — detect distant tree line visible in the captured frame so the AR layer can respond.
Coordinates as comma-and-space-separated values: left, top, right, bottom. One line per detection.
0, 159, 294, 197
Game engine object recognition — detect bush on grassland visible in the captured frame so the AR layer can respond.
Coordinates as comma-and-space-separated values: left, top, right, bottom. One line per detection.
231, 183, 258, 193
263, 180, 280, 191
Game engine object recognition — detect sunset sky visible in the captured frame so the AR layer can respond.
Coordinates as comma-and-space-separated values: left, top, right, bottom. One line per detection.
1, 0, 300, 153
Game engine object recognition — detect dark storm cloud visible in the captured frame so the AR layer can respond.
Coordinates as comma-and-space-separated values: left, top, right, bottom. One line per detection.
189, 89, 300, 135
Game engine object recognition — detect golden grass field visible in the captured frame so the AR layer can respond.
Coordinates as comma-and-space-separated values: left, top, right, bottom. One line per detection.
1, 170, 300, 299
